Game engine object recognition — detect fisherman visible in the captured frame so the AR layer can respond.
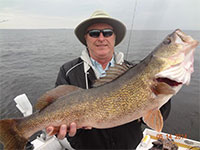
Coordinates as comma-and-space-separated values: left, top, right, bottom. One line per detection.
46, 10, 171, 149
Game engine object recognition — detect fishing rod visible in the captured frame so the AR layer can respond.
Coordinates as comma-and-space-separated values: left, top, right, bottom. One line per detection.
125, 0, 138, 60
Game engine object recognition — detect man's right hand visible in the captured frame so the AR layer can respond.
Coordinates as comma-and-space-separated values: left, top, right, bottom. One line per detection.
46, 122, 77, 140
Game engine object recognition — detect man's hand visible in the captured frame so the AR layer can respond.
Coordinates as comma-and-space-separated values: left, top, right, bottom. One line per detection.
46, 122, 77, 140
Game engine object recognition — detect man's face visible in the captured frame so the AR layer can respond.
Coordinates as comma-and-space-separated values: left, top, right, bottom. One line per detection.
85, 23, 116, 61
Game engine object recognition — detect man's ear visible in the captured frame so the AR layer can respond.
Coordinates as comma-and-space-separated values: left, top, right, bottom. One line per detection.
84, 35, 88, 45
114, 34, 116, 46
84, 34, 87, 40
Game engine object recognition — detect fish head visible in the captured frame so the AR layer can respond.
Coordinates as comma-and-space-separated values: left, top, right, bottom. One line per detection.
153, 29, 199, 88
142, 30, 199, 131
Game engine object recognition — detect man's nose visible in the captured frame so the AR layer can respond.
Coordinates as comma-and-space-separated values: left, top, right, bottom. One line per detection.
98, 32, 105, 40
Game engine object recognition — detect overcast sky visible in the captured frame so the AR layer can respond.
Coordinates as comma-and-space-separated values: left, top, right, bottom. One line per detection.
0, 0, 200, 30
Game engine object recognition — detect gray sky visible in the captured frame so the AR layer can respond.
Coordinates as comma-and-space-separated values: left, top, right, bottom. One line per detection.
0, 0, 200, 30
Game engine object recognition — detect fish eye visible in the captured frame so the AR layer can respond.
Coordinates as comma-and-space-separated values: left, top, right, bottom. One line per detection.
163, 38, 171, 45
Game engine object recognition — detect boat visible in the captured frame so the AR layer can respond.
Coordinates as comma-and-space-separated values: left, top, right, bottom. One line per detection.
136, 129, 200, 150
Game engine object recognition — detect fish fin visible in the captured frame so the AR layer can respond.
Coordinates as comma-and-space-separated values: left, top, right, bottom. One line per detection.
35, 85, 81, 110
0, 119, 28, 150
143, 109, 163, 132
151, 82, 175, 95
93, 63, 132, 87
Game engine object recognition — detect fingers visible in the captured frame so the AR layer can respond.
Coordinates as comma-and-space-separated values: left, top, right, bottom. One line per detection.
46, 126, 60, 136
46, 122, 79, 140
57, 124, 67, 140
68, 122, 77, 137
46, 126, 54, 136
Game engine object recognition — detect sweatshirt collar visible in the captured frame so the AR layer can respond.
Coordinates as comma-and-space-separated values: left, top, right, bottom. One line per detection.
90, 56, 115, 77
80, 49, 124, 78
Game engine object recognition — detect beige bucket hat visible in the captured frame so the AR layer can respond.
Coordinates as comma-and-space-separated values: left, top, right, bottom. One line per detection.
75, 10, 126, 46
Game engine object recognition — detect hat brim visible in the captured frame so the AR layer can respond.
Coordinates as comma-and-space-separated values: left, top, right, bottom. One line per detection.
75, 17, 126, 46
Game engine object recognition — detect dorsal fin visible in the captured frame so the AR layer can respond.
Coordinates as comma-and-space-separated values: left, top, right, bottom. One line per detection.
93, 63, 132, 87
35, 85, 81, 111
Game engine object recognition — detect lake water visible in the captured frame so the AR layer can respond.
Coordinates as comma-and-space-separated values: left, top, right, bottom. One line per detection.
0, 29, 199, 141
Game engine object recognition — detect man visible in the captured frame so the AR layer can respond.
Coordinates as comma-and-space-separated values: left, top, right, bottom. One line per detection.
46, 10, 171, 149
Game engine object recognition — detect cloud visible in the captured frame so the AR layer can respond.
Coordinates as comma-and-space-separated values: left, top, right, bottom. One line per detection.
0, 12, 76, 29
130, 0, 200, 30
0, 0, 200, 30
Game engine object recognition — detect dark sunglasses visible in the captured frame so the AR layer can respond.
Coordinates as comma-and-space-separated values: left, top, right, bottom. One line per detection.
87, 29, 114, 38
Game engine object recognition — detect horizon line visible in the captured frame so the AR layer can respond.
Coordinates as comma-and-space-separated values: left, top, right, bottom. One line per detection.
0, 28, 199, 31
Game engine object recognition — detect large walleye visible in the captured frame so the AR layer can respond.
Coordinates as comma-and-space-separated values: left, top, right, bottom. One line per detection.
0, 29, 199, 149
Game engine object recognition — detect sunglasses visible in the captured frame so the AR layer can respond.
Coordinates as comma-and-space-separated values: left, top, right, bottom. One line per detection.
87, 29, 114, 38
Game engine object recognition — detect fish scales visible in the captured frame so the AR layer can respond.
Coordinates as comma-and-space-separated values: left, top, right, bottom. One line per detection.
84, 73, 154, 126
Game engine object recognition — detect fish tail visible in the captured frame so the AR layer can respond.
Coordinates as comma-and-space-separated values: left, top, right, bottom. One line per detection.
0, 119, 28, 150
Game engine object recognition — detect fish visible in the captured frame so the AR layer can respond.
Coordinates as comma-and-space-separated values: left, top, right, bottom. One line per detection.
0, 29, 199, 150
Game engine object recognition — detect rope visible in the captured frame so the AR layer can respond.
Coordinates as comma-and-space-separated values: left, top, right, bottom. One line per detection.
125, 0, 138, 60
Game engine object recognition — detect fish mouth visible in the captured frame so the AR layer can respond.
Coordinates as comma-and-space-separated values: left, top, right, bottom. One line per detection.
156, 29, 198, 86
171, 29, 199, 51
175, 29, 198, 44
156, 77, 182, 87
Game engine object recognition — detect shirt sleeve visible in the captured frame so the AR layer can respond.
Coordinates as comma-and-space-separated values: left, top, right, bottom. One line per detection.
55, 65, 70, 87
